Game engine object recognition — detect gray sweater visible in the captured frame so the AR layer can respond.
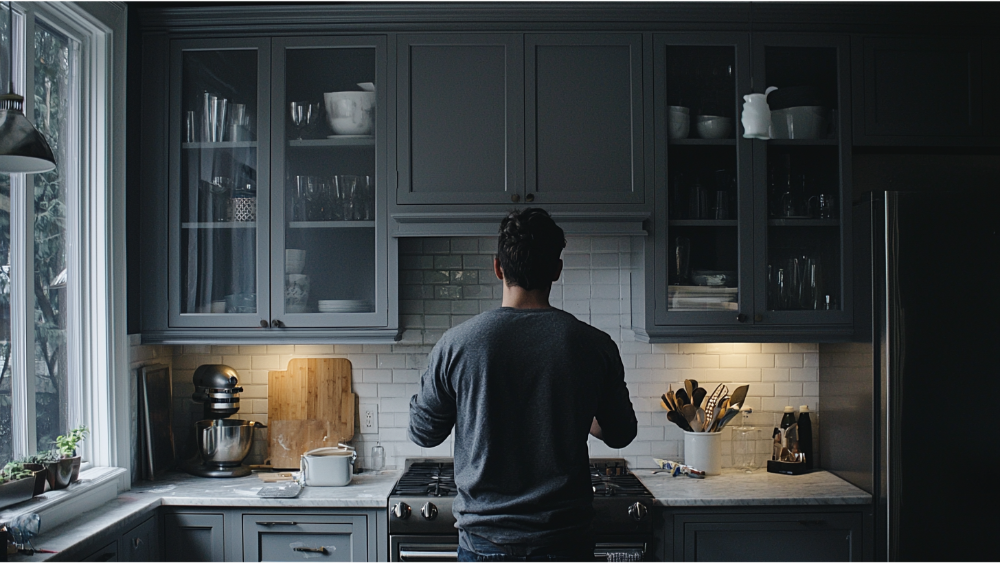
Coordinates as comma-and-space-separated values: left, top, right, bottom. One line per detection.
408, 307, 637, 546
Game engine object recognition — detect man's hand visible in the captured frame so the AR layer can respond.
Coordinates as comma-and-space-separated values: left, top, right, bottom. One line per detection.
590, 417, 603, 440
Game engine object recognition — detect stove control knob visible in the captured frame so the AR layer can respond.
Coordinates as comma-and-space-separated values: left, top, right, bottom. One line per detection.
628, 502, 648, 521
421, 502, 439, 520
392, 502, 411, 519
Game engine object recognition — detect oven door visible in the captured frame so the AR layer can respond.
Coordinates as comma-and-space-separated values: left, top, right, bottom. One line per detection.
391, 535, 459, 562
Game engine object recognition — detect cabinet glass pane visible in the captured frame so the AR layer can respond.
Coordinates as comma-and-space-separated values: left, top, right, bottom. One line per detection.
282, 47, 376, 315
764, 46, 842, 312
665, 46, 739, 312
179, 49, 259, 315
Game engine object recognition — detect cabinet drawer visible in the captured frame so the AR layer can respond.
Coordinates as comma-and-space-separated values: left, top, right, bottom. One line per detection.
242, 514, 369, 562
82, 540, 120, 562
675, 511, 863, 561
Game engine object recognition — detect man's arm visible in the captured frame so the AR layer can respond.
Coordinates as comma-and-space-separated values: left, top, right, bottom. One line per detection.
407, 343, 457, 447
593, 346, 637, 449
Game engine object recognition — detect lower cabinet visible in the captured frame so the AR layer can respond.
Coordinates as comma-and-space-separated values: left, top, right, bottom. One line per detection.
160, 507, 387, 562
120, 516, 159, 562
163, 512, 227, 562
242, 514, 371, 562
81, 540, 120, 562
657, 507, 871, 562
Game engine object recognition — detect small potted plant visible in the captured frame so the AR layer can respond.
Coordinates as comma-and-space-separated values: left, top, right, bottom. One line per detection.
14, 454, 53, 495
0, 463, 35, 509
45, 425, 89, 489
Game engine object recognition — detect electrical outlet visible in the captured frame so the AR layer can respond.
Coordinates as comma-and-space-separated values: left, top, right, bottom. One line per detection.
360, 403, 379, 434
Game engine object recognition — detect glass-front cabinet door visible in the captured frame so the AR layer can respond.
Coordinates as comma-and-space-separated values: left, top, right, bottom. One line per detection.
752, 35, 851, 326
169, 39, 271, 328
654, 34, 754, 327
270, 37, 387, 328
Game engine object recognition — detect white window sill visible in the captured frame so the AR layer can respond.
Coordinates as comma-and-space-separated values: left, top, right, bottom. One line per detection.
0, 467, 126, 534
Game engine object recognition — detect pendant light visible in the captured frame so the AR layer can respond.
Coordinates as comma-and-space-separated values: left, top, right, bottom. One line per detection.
0, 1, 55, 174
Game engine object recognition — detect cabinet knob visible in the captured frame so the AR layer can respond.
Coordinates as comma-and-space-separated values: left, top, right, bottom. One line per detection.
511, 194, 521, 203
133, 538, 143, 549
736, 313, 748, 323
754, 313, 763, 322
260, 320, 269, 328
525, 193, 535, 203
271, 319, 284, 328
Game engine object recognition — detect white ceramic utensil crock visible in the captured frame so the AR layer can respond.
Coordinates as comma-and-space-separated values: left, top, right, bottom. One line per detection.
300, 445, 356, 486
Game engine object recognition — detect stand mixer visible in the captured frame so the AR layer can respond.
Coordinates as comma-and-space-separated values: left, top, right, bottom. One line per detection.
187, 364, 256, 478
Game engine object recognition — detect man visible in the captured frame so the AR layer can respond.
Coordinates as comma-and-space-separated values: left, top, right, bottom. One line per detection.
408, 208, 638, 562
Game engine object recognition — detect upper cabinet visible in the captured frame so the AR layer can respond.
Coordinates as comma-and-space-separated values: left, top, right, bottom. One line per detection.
393, 32, 648, 234
140, 33, 397, 342
632, 33, 853, 342
852, 35, 999, 146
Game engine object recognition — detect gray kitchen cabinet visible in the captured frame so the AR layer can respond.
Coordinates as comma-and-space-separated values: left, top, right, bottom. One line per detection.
633, 32, 853, 342
852, 35, 997, 146
163, 512, 226, 562
525, 33, 644, 205
392, 32, 649, 235
139, 31, 398, 343
242, 513, 373, 562
119, 516, 159, 562
395, 33, 523, 206
669, 510, 866, 561
81, 540, 120, 562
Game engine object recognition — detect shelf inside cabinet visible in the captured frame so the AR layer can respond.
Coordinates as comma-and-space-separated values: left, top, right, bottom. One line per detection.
767, 219, 839, 227
182, 141, 258, 149
288, 221, 376, 229
668, 138, 736, 146
289, 137, 375, 148
182, 222, 257, 229
767, 139, 837, 146
669, 220, 738, 227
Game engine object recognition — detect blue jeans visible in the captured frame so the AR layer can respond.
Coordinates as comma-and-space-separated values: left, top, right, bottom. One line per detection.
457, 531, 594, 562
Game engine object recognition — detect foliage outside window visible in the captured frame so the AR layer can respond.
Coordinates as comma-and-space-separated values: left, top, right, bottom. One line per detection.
0, 5, 82, 467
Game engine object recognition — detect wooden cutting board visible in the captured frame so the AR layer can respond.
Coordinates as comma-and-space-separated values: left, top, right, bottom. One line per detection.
267, 358, 355, 469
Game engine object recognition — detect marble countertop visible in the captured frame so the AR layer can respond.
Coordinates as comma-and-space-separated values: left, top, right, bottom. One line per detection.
129, 469, 402, 508
633, 468, 872, 506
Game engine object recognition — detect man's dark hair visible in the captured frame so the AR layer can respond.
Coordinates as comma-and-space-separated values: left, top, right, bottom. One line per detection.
497, 208, 566, 290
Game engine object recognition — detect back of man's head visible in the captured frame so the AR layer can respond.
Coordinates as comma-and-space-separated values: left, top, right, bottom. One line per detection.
497, 208, 566, 290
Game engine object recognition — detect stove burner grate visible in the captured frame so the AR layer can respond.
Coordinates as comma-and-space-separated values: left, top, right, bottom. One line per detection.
392, 462, 457, 497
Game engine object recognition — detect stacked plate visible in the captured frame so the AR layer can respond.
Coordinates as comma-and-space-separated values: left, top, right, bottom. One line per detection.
318, 299, 373, 313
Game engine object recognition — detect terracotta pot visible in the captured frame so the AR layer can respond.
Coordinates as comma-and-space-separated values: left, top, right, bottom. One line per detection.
0, 476, 34, 509
44, 457, 77, 490
23, 463, 49, 495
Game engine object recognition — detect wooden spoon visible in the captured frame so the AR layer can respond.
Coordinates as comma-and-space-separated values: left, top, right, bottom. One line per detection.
728, 385, 750, 410
675, 388, 690, 407
692, 387, 707, 409
667, 410, 694, 432
685, 379, 697, 402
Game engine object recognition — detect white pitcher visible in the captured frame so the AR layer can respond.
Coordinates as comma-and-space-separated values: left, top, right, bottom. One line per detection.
741, 86, 778, 140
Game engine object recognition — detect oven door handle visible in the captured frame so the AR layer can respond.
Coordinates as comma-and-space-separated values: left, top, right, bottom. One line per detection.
398, 549, 458, 561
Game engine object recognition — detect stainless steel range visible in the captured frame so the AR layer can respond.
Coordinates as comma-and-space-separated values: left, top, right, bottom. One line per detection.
388, 457, 654, 561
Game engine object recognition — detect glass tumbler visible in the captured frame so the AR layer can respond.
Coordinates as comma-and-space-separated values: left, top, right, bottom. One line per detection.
370, 442, 385, 471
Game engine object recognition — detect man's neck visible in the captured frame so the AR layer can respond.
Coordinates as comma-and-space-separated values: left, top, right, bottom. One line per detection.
501, 283, 553, 309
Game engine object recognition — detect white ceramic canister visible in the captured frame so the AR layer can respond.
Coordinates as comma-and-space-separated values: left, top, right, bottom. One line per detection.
300, 445, 356, 486
683, 431, 722, 475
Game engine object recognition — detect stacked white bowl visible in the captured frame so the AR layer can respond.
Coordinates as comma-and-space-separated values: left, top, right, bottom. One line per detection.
668, 105, 690, 139
694, 115, 734, 139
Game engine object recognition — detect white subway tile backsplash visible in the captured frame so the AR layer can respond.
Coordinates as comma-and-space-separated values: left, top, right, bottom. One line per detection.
154, 235, 829, 470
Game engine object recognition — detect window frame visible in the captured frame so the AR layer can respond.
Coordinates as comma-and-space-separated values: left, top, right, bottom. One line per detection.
5, 1, 126, 478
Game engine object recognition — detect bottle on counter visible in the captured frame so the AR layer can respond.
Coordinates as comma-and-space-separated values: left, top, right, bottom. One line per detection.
798, 405, 814, 470
779, 405, 799, 460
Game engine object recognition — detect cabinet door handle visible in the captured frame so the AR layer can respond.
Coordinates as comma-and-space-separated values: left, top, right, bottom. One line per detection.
511, 193, 520, 203
260, 319, 269, 328
133, 537, 143, 548
271, 319, 284, 328
293, 547, 328, 554
258, 521, 298, 526
525, 193, 535, 202
736, 313, 747, 323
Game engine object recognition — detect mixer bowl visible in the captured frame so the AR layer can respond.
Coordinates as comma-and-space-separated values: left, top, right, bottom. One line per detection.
197, 419, 255, 467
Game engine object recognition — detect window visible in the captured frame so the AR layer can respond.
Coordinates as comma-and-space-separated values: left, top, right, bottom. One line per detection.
1, 2, 118, 470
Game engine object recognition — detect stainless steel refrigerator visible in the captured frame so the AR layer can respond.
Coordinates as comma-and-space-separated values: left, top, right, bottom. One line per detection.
820, 191, 1000, 561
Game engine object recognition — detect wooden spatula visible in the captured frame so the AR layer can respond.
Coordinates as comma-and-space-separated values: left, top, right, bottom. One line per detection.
675, 388, 690, 407
728, 385, 750, 409
692, 387, 707, 409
